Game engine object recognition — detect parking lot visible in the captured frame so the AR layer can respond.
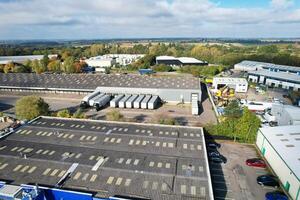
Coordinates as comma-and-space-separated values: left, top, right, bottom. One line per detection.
209, 142, 277, 200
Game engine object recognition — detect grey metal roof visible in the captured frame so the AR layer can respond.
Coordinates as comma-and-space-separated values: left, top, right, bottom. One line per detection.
0, 73, 200, 90
259, 125, 300, 180
248, 70, 300, 84
0, 117, 212, 200
237, 60, 300, 73
0, 55, 57, 65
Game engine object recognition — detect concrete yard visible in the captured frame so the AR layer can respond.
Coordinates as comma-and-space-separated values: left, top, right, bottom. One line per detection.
0, 116, 213, 200
210, 142, 277, 200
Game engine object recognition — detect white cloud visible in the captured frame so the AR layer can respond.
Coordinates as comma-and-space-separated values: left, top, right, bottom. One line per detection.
0, 0, 299, 39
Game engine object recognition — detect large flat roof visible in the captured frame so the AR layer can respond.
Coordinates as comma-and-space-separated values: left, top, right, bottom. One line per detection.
259, 125, 300, 180
248, 70, 300, 84
0, 117, 212, 199
0, 73, 200, 90
236, 60, 300, 73
0, 55, 57, 65
213, 77, 248, 84
156, 56, 206, 64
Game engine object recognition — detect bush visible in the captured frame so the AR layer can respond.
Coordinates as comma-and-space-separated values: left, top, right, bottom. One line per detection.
16, 96, 49, 120
154, 114, 178, 125
72, 108, 86, 119
56, 109, 71, 118
106, 110, 124, 121
152, 64, 173, 72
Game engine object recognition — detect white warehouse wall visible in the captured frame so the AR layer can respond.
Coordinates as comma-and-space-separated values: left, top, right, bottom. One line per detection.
256, 131, 300, 200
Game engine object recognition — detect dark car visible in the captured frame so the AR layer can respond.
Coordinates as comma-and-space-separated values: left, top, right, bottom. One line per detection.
246, 158, 266, 168
207, 142, 221, 150
209, 155, 223, 163
265, 191, 288, 200
257, 175, 279, 188
208, 150, 220, 157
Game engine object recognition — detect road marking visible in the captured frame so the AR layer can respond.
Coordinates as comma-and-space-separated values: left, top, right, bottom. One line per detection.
82, 173, 89, 181
0, 146, 6, 151
92, 136, 97, 141
69, 134, 74, 139
36, 131, 42, 136
24, 148, 33, 153
75, 153, 82, 159
26, 130, 32, 135
58, 170, 66, 177
92, 157, 105, 171
90, 174, 97, 182
21, 165, 30, 172
80, 135, 86, 141
47, 132, 53, 137
107, 176, 114, 184
73, 172, 82, 180
28, 166, 37, 174
0, 163, 8, 170
43, 168, 51, 175
115, 177, 123, 186
50, 169, 59, 176
11, 147, 18, 151
13, 165, 23, 172
49, 150, 56, 156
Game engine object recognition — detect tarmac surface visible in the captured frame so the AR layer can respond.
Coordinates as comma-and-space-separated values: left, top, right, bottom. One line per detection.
0, 116, 212, 200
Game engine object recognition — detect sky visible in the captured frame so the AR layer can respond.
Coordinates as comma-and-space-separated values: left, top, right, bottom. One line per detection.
0, 0, 300, 40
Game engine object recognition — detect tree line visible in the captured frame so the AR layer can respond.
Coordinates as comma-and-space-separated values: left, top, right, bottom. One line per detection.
1, 43, 300, 74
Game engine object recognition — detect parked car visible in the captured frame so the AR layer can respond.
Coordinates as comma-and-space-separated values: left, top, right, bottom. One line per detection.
257, 175, 279, 188
246, 158, 266, 168
208, 150, 220, 157
207, 141, 221, 149
209, 155, 223, 163
265, 191, 288, 200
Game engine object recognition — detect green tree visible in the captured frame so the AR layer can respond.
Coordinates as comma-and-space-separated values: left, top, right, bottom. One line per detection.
224, 100, 242, 119
41, 54, 49, 69
56, 109, 71, 118
47, 60, 61, 72
3, 62, 15, 73
31, 59, 45, 74
62, 56, 75, 73
16, 96, 49, 120
152, 64, 172, 72
90, 44, 105, 56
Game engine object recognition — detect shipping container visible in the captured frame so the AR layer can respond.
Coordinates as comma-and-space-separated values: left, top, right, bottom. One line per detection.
148, 95, 160, 110
133, 95, 145, 109
94, 95, 111, 111
118, 95, 132, 108
141, 95, 152, 109
80, 90, 101, 108
88, 93, 105, 107
125, 95, 138, 108
110, 94, 125, 108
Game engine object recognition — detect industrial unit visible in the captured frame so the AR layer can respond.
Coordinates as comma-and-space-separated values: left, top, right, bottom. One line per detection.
0, 116, 214, 200
248, 70, 300, 91
212, 77, 248, 93
156, 56, 208, 67
256, 125, 300, 200
0, 73, 201, 104
234, 60, 300, 75
270, 104, 300, 126
0, 55, 57, 65
85, 54, 144, 72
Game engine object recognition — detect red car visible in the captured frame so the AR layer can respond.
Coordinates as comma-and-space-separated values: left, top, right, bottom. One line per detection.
246, 158, 266, 168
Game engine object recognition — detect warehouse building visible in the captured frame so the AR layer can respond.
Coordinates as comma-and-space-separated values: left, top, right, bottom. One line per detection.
0, 73, 201, 104
0, 116, 214, 200
248, 70, 300, 91
85, 54, 144, 72
212, 77, 248, 93
156, 56, 208, 67
270, 104, 300, 126
0, 55, 58, 65
234, 60, 300, 75
256, 125, 300, 200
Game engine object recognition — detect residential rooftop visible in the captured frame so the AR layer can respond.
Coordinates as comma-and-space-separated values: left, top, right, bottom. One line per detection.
0, 73, 200, 90
0, 117, 213, 200
259, 125, 300, 180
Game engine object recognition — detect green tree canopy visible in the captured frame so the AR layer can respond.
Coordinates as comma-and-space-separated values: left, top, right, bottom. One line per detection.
224, 100, 242, 119
56, 109, 71, 118
16, 96, 49, 120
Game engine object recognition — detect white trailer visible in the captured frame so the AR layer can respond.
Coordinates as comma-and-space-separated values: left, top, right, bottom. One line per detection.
141, 95, 152, 109
134, 95, 145, 109
148, 96, 160, 110
88, 93, 105, 107
110, 94, 125, 108
191, 93, 199, 115
94, 95, 111, 111
80, 90, 101, 108
118, 95, 132, 108
125, 95, 138, 108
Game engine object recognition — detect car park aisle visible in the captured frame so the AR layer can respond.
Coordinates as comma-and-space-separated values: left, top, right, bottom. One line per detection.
209, 142, 276, 200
